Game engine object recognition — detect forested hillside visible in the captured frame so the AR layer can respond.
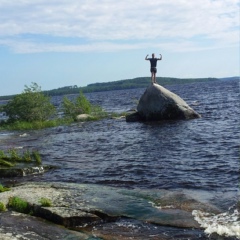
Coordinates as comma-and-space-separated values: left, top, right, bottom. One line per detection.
0, 77, 219, 100
43, 77, 218, 96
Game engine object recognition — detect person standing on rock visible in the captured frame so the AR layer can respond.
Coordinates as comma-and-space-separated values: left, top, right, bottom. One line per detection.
145, 53, 162, 84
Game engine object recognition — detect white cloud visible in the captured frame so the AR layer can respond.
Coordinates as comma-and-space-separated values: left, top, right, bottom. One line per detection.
0, 0, 239, 53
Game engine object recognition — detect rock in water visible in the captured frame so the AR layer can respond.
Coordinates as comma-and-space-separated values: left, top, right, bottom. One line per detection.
76, 114, 91, 121
130, 83, 200, 121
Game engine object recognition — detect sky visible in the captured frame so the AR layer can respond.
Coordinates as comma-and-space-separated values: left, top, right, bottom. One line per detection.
0, 0, 239, 96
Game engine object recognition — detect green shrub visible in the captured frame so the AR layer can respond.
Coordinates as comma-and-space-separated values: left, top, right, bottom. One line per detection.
62, 92, 92, 119
39, 197, 52, 207
0, 202, 6, 212
2, 82, 56, 122
8, 196, 29, 213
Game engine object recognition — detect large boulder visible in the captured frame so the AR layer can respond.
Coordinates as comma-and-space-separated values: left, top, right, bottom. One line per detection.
126, 83, 200, 122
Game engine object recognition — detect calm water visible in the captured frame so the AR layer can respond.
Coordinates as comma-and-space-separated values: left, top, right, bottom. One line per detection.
0, 79, 239, 239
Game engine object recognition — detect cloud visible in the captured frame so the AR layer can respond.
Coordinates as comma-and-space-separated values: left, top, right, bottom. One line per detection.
0, 0, 239, 53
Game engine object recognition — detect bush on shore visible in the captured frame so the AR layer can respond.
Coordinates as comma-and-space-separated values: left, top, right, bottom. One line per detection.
2, 83, 56, 123
62, 91, 107, 121
0, 83, 110, 130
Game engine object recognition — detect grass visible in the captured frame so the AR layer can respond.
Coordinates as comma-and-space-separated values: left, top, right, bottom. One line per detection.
0, 118, 73, 131
0, 159, 15, 167
0, 111, 126, 131
7, 196, 52, 215
8, 148, 21, 161
23, 149, 31, 162
32, 151, 42, 165
0, 149, 42, 167
8, 196, 29, 213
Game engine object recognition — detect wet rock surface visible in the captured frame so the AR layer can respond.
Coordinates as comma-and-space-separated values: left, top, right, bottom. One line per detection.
0, 182, 222, 239
0, 211, 91, 240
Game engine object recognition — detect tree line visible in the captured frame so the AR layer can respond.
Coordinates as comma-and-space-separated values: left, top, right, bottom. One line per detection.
0, 77, 218, 100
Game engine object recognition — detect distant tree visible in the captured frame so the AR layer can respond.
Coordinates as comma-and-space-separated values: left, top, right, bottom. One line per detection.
2, 82, 56, 122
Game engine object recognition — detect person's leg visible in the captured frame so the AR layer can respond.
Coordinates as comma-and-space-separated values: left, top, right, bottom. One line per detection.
153, 72, 156, 83
151, 72, 154, 84
154, 69, 157, 83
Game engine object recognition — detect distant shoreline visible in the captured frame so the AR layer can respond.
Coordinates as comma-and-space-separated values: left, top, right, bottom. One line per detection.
0, 76, 239, 100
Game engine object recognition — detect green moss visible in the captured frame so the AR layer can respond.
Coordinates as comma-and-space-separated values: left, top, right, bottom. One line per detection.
0, 184, 10, 192
8, 196, 29, 213
0, 202, 6, 212
39, 197, 52, 207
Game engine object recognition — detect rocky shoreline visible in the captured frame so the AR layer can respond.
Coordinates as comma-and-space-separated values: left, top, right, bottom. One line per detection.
0, 182, 225, 240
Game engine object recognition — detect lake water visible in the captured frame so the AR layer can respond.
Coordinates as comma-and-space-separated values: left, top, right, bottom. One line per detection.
0, 79, 239, 239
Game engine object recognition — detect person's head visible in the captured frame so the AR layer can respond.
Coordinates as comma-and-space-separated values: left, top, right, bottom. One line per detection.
152, 53, 155, 58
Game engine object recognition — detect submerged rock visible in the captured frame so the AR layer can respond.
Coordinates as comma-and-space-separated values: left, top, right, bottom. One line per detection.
126, 83, 200, 122
125, 110, 142, 122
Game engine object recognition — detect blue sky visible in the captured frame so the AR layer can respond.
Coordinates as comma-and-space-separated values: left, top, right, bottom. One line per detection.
0, 0, 239, 96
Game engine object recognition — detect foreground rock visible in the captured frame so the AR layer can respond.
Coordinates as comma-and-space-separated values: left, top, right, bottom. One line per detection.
126, 83, 200, 122
0, 182, 222, 239
0, 211, 90, 240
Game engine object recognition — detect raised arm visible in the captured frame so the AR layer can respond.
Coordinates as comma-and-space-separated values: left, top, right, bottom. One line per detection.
145, 54, 149, 60
158, 54, 162, 60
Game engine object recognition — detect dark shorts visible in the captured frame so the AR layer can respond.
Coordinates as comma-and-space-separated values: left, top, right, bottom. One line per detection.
150, 67, 157, 73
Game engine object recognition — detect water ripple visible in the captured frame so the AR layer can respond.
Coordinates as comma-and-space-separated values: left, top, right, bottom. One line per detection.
1, 80, 239, 207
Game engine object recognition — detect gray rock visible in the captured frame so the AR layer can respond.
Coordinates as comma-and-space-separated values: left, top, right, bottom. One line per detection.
127, 83, 200, 122
35, 206, 101, 227
125, 111, 142, 122
76, 114, 91, 121
0, 182, 219, 230
0, 211, 91, 240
